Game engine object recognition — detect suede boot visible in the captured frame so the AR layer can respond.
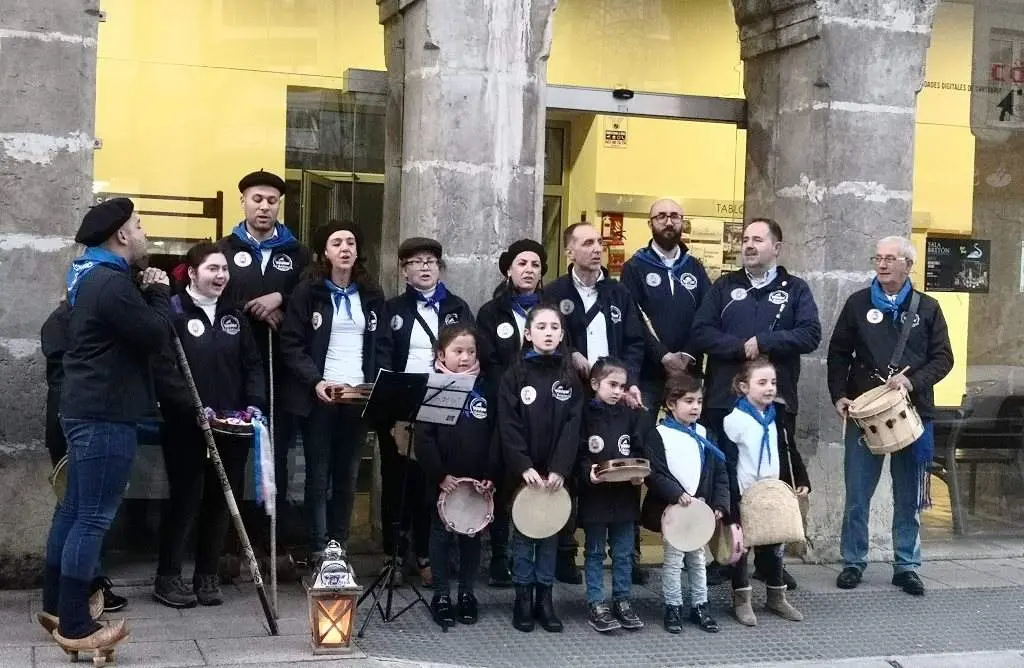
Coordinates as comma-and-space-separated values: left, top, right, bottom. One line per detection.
732, 586, 757, 627
766, 585, 803, 621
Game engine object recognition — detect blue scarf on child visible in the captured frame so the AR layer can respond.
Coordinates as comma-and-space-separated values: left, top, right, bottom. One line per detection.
734, 397, 776, 476
66, 247, 130, 306
323, 280, 359, 319
661, 416, 726, 464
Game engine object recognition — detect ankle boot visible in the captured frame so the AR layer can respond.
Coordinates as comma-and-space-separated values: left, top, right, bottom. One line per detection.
732, 586, 757, 627
766, 585, 803, 621
533, 585, 563, 632
512, 585, 534, 632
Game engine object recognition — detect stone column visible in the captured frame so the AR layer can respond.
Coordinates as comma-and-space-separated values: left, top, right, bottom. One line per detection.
733, 0, 938, 561
378, 0, 558, 310
0, 0, 100, 585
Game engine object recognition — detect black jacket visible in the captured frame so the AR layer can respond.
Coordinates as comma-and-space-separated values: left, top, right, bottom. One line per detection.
498, 354, 583, 482
641, 422, 731, 531
718, 407, 810, 522
691, 267, 821, 414
385, 287, 474, 372
416, 380, 499, 497
60, 266, 170, 422
477, 295, 529, 397
620, 243, 711, 383
577, 402, 645, 525
826, 287, 953, 419
41, 302, 72, 464
278, 278, 391, 417
544, 269, 646, 385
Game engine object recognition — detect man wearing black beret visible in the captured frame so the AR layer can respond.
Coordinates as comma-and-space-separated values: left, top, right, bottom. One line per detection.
43, 198, 171, 653
218, 170, 310, 532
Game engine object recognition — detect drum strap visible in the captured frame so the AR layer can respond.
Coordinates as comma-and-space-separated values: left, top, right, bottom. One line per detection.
887, 292, 920, 375
413, 311, 439, 347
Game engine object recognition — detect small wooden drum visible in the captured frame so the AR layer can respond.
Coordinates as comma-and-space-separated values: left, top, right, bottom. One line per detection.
511, 484, 571, 539
437, 478, 494, 536
593, 457, 651, 483
49, 454, 69, 504
710, 521, 745, 565
209, 413, 254, 437
849, 385, 923, 455
326, 383, 374, 405
661, 499, 716, 552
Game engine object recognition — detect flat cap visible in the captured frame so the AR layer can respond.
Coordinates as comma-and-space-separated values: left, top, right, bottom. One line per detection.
499, 238, 547, 276
238, 170, 286, 195
398, 237, 442, 261
75, 198, 135, 246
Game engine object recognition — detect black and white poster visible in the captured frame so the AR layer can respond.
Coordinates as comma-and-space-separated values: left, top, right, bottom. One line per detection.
925, 237, 991, 293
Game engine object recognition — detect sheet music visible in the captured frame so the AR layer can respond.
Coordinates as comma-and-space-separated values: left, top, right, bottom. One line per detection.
416, 372, 475, 425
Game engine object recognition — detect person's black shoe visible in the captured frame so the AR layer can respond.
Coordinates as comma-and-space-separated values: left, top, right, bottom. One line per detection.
892, 571, 925, 596
631, 564, 649, 586
554, 552, 582, 585
612, 599, 644, 630
663, 604, 683, 634
533, 585, 563, 632
689, 602, 720, 633
91, 576, 127, 613
488, 556, 513, 588
513, 585, 534, 632
836, 567, 862, 590
431, 594, 456, 628
588, 601, 621, 633
153, 575, 197, 609
456, 591, 479, 624
193, 573, 223, 606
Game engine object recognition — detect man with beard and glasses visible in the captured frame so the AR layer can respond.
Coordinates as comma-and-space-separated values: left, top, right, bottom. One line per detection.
691, 218, 822, 590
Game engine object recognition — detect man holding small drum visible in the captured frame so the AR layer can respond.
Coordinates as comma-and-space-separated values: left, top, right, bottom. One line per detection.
828, 235, 953, 596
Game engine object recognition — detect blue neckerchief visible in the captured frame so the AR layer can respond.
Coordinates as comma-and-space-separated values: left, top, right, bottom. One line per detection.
631, 245, 692, 285
66, 247, 130, 306
735, 398, 776, 476
589, 398, 608, 409
524, 349, 560, 360
323, 280, 358, 319
509, 292, 540, 318
408, 281, 448, 312
231, 222, 298, 262
870, 278, 912, 323
661, 416, 726, 464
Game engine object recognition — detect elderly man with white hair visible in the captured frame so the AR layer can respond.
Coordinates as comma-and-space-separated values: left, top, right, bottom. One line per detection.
827, 236, 953, 596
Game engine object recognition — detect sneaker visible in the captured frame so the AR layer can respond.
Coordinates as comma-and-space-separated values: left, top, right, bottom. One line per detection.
153, 575, 197, 609
91, 576, 127, 613
588, 602, 621, 633
194, 573, 223, 606
892, 571, 925, 596
612, 599, 644, 630
663, 604, 683, 634
836, 567, 862, 590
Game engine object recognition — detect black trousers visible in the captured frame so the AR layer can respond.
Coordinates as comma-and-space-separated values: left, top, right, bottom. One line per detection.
732, 544, 784, 589
157, 417, 249, 577
429, 508, 481, 595
488, 483, 511, 560
377, 425, 430, 561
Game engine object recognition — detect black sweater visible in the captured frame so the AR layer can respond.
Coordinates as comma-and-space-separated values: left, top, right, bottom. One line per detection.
477, 295, 528, 398
577, 402, 646, 525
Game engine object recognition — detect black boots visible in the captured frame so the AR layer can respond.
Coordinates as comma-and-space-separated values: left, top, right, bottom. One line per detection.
430, 594, 456, 629
533, 584, 563, 632
513, 585, 534, 632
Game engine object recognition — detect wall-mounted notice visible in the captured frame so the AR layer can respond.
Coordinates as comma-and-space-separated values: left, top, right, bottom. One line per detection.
925, 237, 990, 293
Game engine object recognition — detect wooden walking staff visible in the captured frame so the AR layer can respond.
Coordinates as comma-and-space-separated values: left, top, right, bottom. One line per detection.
267, 329, 278, 616
172, 334, 280, 635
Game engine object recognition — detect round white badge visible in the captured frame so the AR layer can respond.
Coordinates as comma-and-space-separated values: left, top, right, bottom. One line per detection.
233, 251, 252, 268
551, 382, 573, 402
469, 397, 488, 420
367, 311, 378, 332
497, 322, 515, 340
617, 435, 631, 456
681, 273, 698, 291
731, 288, 748, 301
312, 312, 323, 330
390, 315, 404, 331
587, 435, 604, 454
610, 305, 622, 324
520, 386, 537, 405
769, 290, 789, 305
866, 309, 884, 325
187, 319, 205, 337
444, 313, 459, 327
272, 255, 293, 272
559, 299, 575, 315
646, 272, 662, 288
219, 315, 240, 335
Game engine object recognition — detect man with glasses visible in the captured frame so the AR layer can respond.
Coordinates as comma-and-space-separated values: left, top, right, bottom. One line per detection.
828, 236, 953, 596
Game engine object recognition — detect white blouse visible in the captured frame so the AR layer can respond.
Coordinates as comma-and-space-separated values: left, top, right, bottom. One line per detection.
323, 291, 365, 386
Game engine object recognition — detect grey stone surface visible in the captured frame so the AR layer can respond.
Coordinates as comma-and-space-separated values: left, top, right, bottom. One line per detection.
34, 639, 205, 668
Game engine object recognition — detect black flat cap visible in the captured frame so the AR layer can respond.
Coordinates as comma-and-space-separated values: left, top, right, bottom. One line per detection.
75, 198, 134, 246
499, 238, 547, 276
398, 237, 442, 261
312, 220, 362, 255
238, 170, 286, 194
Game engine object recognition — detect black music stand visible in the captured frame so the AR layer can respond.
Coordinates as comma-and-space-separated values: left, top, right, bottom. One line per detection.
357, 369, 474, 636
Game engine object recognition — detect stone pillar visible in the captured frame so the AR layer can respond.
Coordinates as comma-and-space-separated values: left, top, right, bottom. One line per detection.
0, 0, 100, 585
378, 0, 557, 310
733, 0, 938, 561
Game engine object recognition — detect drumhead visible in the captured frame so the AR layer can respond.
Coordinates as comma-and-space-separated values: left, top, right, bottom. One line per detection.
594, 458, 651, 483
661, 499, 716, 552
438, 480, 493, 536
512, 485, 571, 539
849, 385, 904, 418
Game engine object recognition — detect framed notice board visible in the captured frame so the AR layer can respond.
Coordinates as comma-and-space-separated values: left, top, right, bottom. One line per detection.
924, 237, 990, 293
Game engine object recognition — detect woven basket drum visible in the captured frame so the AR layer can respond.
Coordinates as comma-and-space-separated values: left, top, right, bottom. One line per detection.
848, 385, 923, 456
739, 479, 805, 547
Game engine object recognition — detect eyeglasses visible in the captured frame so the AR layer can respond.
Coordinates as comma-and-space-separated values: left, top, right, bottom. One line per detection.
868, 255, 906, 266
403, 258, 439, 269
650, 212, 683, 223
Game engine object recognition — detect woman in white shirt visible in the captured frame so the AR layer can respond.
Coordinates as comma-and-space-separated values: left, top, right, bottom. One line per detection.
279, 221, 391, 557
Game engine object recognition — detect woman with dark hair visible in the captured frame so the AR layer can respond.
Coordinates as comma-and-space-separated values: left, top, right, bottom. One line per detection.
279, 221, 391, 558
152, 241, 266, 609
475, 238, 547, 586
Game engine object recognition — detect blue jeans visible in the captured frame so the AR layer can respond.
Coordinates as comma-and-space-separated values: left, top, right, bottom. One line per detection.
840, 421, 924, 574
44, 419, 137, 634
583, 521, 634, 604
510, 527, 558, 586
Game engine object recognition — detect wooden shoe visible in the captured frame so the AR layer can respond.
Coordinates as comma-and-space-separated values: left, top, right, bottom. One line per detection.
37, 590, 105, 635
52, 618, 129, 666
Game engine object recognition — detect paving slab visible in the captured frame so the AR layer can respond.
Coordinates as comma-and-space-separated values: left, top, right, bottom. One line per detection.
917, 560, 1014, 588
34, 638, 204, 668
0, 646, 32, 667
198, 635, 368, 665
0, 621, 50, 648
954, 557, 1024, 585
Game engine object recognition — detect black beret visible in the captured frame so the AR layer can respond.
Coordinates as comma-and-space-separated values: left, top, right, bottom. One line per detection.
312, 221, 362, 255
398, 237, 442, 261
238, 170, 286, 195
75, 198, 134, 246
499, 239, 547, 276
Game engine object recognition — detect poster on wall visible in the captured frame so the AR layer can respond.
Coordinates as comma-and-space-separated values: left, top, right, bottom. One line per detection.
925, 237, 991, 293
603, 117, 628, 148
971, 1, 1024, 136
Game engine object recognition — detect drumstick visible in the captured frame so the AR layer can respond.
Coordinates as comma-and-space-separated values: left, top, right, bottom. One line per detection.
636, 304, 661, 343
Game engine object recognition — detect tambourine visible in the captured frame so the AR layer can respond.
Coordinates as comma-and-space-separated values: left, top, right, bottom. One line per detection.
511, 484, 571, 539
710, 520, 745, 565
661, 499, 716, 552
593, 457, 651, 483
437, 478, 494, 536
209, 412, 254, 437
326, 383, 374, 405
49, 455, 69, 504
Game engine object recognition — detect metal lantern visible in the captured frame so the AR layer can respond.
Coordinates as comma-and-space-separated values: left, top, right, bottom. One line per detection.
308, 540, 362, 654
